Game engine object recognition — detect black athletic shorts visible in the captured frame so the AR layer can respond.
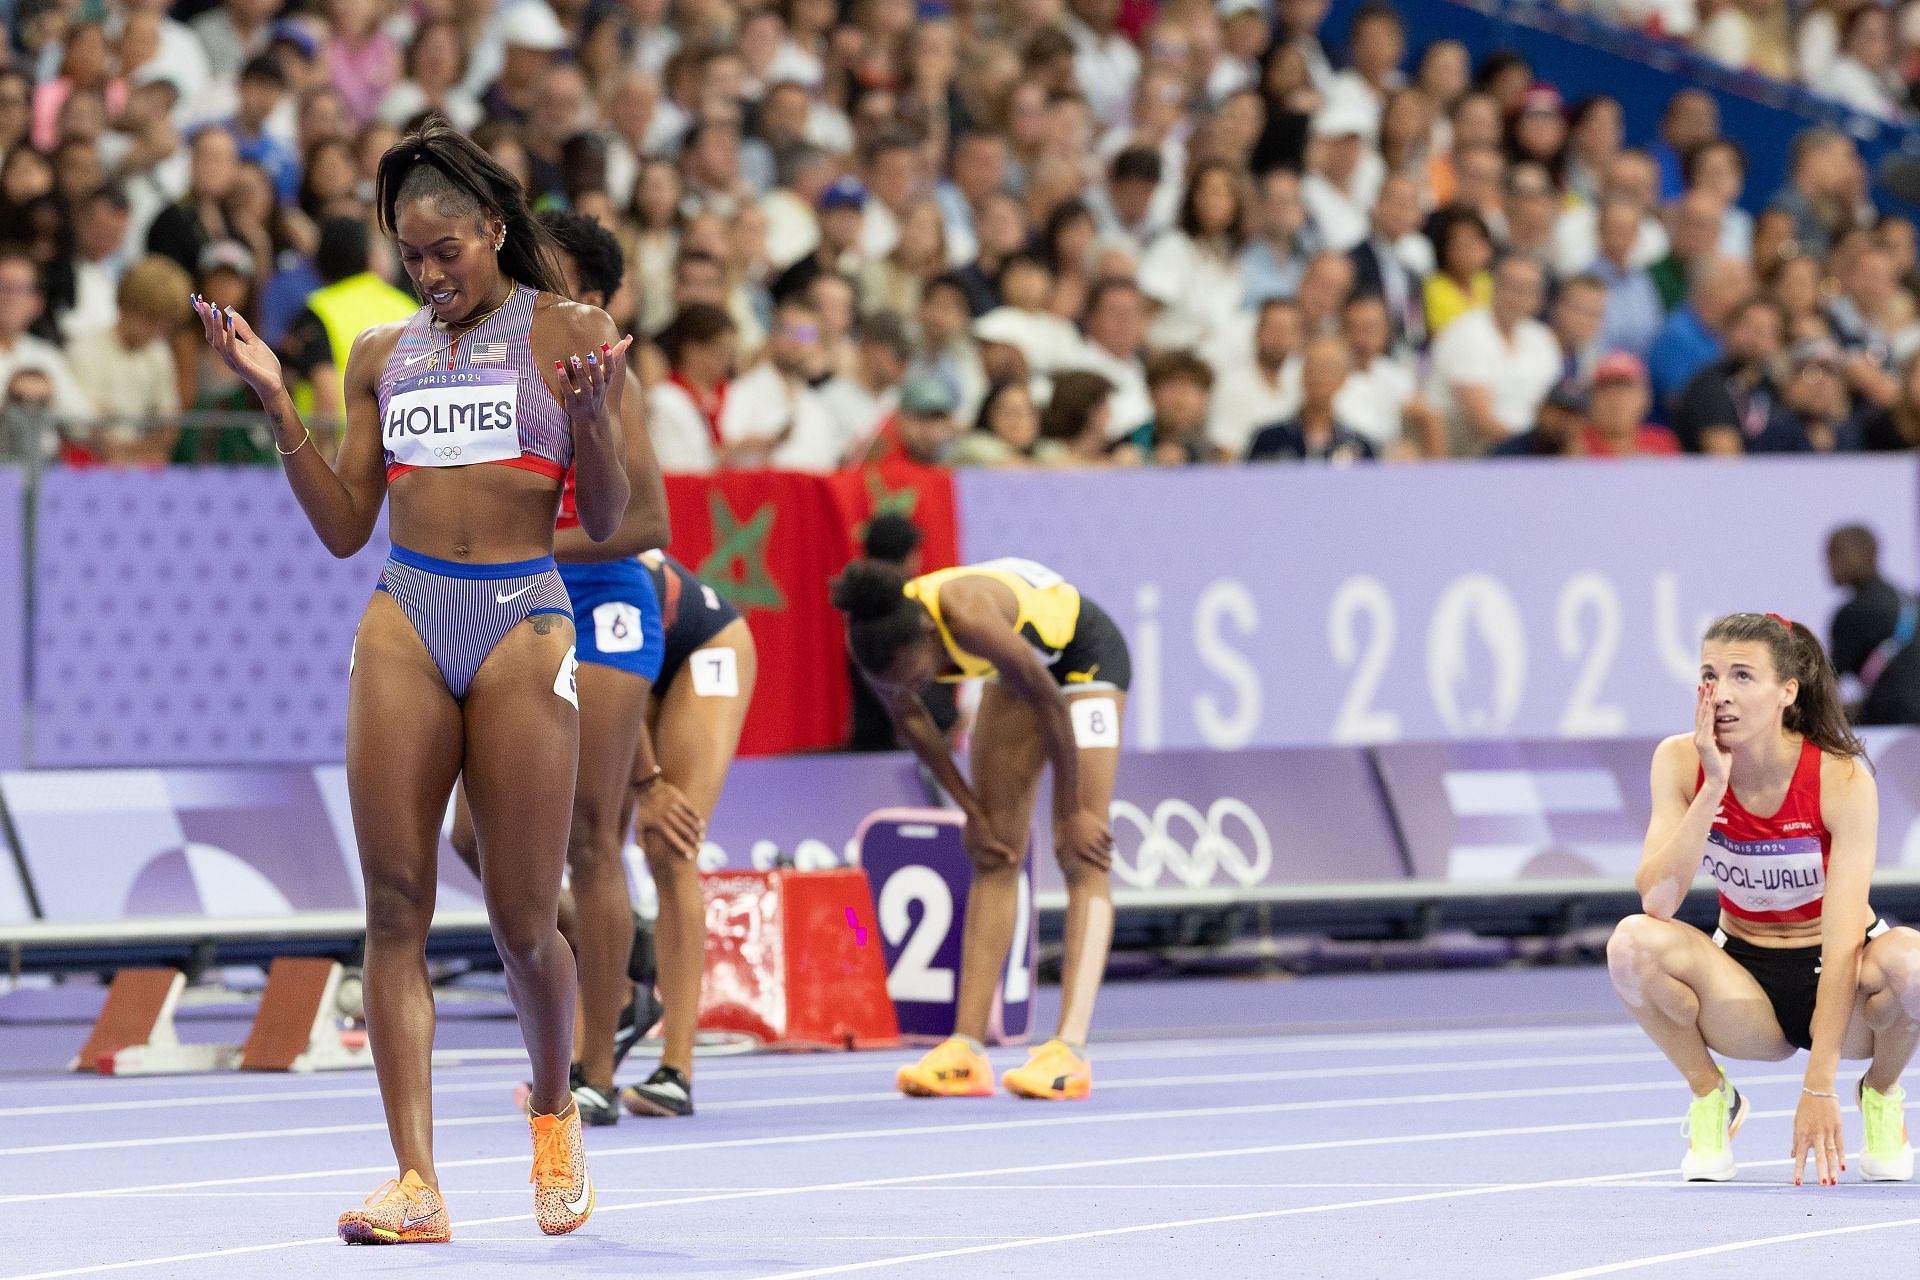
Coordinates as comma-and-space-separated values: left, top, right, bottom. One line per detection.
1048, 596, 1131, 693
643, 552, 743, 690
1716, 918, 1889, 1051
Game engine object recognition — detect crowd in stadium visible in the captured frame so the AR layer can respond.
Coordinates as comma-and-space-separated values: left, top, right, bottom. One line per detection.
2, 0, 1920, 468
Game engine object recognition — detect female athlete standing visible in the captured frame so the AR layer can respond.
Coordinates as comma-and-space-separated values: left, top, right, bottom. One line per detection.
833, 557, 1124, 1100
1609, 613, 1920, 1185
619, 550, 757, 1118
447, 208, 678, 1126
193, 121, 628, 1242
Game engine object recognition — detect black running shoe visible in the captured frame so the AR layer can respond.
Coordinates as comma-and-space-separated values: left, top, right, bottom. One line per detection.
612, 984, 665, 1075
621, 1066, 693, 1118
570, 1064, 621, 1127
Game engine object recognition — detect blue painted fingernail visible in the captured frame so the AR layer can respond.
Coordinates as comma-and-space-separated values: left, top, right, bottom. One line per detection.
586, 351, 597, 365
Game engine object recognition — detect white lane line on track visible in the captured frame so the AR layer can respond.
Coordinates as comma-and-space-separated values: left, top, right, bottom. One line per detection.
1, 1117, 1793, 1279
4, 1022, 1649, 1101
745, 1158, 1822, 1280
0, 1062, 1782, 1160
0, 1094, 1808, 1227
0, 1043, 1666, 1136
0, 1044, 1667, 1123
1530, 1217, 1920, 1279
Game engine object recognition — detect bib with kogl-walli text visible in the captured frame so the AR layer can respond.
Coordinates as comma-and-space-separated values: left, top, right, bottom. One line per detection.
382, 368, 522, 469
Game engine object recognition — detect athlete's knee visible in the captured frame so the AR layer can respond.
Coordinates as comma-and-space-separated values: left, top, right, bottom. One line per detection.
1607, 914, 1683, 1005
1055, 855, 1109, 893
644, 844, 699, 891
364, 876, 434, 947
564, 806, 626, 886
489, 904, 560, 969
1865, 932, 1920, 1022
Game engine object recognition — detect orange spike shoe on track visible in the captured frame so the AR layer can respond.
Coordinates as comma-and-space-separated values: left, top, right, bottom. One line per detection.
336, 1170, 450, 1245
529, 1100, 595, 1236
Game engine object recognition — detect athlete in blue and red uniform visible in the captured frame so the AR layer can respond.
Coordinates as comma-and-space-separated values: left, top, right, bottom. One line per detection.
193, 121, 623, 1241
1609, 612, 1920, 1185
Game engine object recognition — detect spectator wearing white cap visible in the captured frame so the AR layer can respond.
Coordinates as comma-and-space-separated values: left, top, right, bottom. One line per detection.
1302, 92, 1385, 253
480, 2, 571, 126
1426, 254, 1564, 455
1139, 158, 1247, 354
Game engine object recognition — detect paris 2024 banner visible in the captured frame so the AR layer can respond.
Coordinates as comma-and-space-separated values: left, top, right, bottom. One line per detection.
958, 458, 1920, 751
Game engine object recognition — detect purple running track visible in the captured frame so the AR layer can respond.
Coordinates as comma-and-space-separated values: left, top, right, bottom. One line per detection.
1, 968, 1916, 1279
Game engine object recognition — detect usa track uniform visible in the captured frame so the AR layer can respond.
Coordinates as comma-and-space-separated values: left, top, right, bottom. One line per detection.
374, 286, 574, 698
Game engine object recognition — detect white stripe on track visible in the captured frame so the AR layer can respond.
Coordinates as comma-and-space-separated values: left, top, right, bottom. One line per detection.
1530, 1217, 1920, 1279
0, 1088, 1806, 1216
0, 1045, 1665, 1122
1, 1121, 1796, 1279
0, 1065, 1786, 1159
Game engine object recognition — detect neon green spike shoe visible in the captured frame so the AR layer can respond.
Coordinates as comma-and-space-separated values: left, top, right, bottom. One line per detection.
1857, 1078, 1914, 1182
1681, 1071, 1749, 1182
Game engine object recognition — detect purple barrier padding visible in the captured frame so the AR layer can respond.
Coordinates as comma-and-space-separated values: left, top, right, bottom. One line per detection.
957, 458, 1920, 750
0, 767, 483, 924
31, 469, 389, 766
1027, 743, 1404, 895
858, 809, 1034, 1044
0, 467, 20, 770
1375, 730, 1920, 883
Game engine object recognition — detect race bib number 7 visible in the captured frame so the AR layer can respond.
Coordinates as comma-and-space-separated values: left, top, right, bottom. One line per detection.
691, 647, 740, 697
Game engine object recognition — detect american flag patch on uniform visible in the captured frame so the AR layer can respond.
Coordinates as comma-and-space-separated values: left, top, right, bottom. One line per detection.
468, 341, 508, 364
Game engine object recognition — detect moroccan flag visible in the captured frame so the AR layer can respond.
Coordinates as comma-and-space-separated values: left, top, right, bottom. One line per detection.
662, 472, 856, 756
823, 457, 960, 571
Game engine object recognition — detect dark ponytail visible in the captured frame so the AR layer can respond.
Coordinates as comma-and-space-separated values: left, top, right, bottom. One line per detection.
373, 116, 566, 298
830, 561, 924, 676
1704, 612, 1866, 760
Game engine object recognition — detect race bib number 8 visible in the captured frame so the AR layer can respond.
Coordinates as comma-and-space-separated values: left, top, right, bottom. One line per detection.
691, 646, 740, 697
593, 601, 645, 653
1070, 696, 1120, 748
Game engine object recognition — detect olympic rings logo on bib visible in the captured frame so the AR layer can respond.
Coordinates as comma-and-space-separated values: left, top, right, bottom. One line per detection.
435, 446, 463, 460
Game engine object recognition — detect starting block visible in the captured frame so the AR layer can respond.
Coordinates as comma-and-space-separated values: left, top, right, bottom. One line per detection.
856, 809, 1036, 1046
71, 968, 237, 1076
239, 957, 373, 1072
699, 867, 900, 1050
73, 957, 371, 1076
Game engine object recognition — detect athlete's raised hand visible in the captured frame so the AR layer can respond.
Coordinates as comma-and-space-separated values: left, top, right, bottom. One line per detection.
1694, 681, 1733, 792
1792, 1088, 1846, 1186
635, 774, 704, 861
1056, 807, 1114, 873
191, 295, 283, 398
555, 336, 634, 424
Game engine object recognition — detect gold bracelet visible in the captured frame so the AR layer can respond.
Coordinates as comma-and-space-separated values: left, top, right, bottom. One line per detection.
632, 766, 664, 792
1802, 1087, 1839, 1099
276, 425, 312, 457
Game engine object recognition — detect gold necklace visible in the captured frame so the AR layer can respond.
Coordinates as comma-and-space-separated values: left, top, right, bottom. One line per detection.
419, 283, 519, 370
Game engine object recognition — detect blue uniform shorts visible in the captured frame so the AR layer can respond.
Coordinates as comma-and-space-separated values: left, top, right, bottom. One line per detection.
558, 556, 665, 683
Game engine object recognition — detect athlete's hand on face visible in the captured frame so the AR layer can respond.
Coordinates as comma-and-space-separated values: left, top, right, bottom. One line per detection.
191, 295, 283, 398
1056, 808, 1115, 873
635, 776, 704, 861
1694, 681, 1733, 792
1792, 1090, 1846, 1186
556, 336, 634, 425
961, 812, 1022, 870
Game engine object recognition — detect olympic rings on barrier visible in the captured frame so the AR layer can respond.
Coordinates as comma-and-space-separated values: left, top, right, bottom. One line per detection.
1106, 797, 1274, 890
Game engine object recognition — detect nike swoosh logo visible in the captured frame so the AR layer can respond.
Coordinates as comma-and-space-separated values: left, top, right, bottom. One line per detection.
496, 584, 534, 604
402, 351, 433, 366
564, 1179, 592, 1217
399, 1207, 438, 1229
